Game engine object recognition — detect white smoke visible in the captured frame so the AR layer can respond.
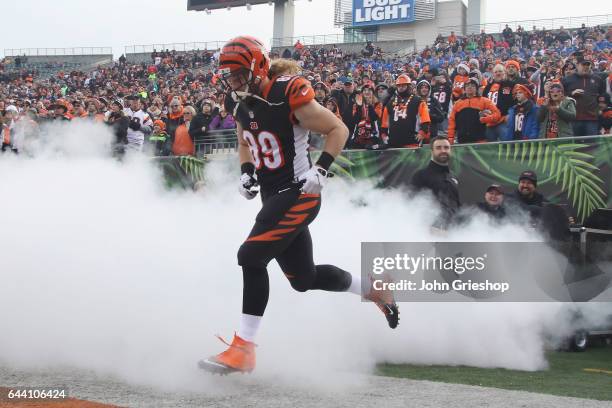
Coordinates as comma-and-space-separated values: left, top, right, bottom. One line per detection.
0, 123, 609, 394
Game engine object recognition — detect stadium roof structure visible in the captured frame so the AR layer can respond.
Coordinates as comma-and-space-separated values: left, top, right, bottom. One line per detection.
187, 0, 272, 11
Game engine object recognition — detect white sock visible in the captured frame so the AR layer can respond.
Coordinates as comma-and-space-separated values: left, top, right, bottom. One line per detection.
238, 313, 261, 342
347, 273, 362, 296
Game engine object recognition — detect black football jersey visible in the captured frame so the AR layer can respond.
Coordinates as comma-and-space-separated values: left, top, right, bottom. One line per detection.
226, 75, 316, 197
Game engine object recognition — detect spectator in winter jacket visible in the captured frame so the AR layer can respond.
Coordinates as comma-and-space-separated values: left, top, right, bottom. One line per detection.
349, 83, 382, 149
448, 78, 501, 144
172, 105, 196, 156
451, 63, 470, 101
209, 107, 236, 130
416, 80, 444, 139
164, 97, 184, 140
381, 75, 431, 147
147, 120, 172, 156
189, 99, 214, 140
561, 57, 606, 136
331, 77, 358, 131
482, 64, 517, 141
123, 96, 153, 151
598, 94, 612, 134
106, 100, 129, 157
504, 84, 540, 140
537, 82, 576, 138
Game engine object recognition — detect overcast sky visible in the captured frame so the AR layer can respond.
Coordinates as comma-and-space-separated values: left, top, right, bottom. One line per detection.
1, 0, 610, 58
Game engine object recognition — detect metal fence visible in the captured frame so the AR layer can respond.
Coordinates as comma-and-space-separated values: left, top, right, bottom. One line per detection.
439, 14, 612, 37
4, 47, 112, 57
125, 41, 226, 55
194, 129, 239, 157
271, 32, 376, 49
193, 132, 608, 158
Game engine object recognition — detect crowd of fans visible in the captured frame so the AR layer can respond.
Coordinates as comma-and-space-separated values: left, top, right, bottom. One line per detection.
1, 23, 611, 157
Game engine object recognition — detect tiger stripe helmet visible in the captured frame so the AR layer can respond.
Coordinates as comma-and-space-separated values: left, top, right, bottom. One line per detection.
219, 36, 270, 84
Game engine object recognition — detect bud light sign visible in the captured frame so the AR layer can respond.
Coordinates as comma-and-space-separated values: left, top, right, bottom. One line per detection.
352, 0, 415, 27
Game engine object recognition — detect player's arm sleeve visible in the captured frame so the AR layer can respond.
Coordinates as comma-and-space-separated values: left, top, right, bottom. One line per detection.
237, 122, 254, 166
287, 76, 315, 113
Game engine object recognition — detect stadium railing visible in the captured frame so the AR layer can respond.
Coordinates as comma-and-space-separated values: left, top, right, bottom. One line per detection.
125, 42, 226, 55
271, 31, 377, 48
438, 13, 612, 37
193, 131, 608, 158
194, 129, 240, 156
4, 47, 113, 57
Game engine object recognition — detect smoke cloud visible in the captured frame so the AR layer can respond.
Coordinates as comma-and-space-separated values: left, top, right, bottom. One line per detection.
0, 123, 609, 394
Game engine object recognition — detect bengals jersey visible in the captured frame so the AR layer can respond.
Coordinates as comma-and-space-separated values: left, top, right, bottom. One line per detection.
431, 82, 452, 113
381, 94, 431, 147
226, 75, 315, 198
482, 80, 516, 120
451, 75, 470, 101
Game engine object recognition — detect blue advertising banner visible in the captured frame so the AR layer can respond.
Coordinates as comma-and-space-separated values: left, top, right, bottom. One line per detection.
352, 0, 416, 27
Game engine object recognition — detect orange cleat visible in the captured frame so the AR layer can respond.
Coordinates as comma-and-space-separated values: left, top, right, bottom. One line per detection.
198, 333, 256, 375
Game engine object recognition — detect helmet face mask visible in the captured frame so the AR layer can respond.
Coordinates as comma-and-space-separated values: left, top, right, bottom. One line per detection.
218, 36, 270, 102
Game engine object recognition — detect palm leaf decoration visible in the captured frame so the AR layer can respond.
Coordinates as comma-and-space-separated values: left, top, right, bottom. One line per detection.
311, 151, 355, 180
497, 141, 607, 221
178, 155, 207, 183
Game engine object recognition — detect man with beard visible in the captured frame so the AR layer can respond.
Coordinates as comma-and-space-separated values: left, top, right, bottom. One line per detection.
505, 60, 529, 85
509, 170, 547, 208
562, 57, 606, 136
381, 74, 431, 147
503, 84, 540, 140
411, 136, 460, 228
375, 83, 391, 107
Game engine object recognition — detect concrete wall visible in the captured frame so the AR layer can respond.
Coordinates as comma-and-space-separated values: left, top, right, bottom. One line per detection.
271, 39, 416, 57
21, 55, 113, 66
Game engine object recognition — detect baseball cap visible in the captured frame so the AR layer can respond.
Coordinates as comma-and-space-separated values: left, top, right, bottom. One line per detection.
519, 170, 537, 185
486, 184, 504, 194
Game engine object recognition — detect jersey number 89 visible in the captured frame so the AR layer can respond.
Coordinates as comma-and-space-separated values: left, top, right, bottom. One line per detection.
243, 130, 284, 170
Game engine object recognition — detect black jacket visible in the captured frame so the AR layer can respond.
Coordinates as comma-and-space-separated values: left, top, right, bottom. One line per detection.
331, 89, 357, 131
509, 190, 547, 207
411, 160, 461, 226
426, 95, 445, 139
107, 113, 129, 145
562, 73, 605, 121
477, 202, 507, 220
189, 112, 214, 139
164, 114, 184, 140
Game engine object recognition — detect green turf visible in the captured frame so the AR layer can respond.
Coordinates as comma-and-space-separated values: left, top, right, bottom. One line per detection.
377, 345, 612, 401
